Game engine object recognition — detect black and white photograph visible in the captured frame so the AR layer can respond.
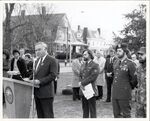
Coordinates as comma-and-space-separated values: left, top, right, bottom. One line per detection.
2, 0, 149, 120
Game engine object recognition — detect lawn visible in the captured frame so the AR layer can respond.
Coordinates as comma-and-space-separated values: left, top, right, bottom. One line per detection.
3, 71, 136, 118
53, 72, 136, 118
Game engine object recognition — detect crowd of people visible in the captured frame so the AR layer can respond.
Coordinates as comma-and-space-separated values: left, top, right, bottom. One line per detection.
3, 42, 146, 118
71, 43, 146, 118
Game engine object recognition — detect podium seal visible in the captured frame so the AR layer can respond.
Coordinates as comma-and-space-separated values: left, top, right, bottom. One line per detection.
5, 86, 13, 104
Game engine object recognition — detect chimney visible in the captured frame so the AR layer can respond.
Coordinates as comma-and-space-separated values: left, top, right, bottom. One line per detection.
78, 25, 80, 31
83, 27, 88, 44
42, 6, 46, 15
21, 10, 25, 18
97, 28, 101, 36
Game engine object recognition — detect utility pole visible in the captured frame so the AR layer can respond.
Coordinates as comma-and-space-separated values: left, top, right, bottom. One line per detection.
66, 27, 68, 62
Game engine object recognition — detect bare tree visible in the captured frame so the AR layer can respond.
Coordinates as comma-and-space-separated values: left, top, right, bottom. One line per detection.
3, 3, 15, 52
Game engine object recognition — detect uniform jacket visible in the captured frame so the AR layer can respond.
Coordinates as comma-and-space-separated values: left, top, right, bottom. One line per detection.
34, 55, 58, 98
72, 59, 82, 87
79, 60, 100, 96
94, 56, 106, 86
10, 57, 27, 78
135, 64, 146, 106
112, 57, 137, 99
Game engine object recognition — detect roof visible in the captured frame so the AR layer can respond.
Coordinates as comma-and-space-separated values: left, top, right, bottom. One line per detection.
74, 29, 105, 40
10, 13, 66, 29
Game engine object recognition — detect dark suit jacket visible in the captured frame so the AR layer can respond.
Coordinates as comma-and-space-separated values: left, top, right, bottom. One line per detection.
112, 58, 137, 100
26, 61, 33, 77
79, 60, 100, 96
10, 57, 27, 78
104, 56, 117, 78
34, 55, 58, 98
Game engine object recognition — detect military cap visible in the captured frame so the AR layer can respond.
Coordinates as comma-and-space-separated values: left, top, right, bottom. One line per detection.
138, 47, 146, 54
115, 43, 128, 52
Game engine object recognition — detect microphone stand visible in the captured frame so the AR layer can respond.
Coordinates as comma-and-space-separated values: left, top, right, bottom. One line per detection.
30, 57, 36, 118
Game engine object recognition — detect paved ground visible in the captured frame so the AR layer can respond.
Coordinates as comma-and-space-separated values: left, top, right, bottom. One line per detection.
3, 63, 136, 118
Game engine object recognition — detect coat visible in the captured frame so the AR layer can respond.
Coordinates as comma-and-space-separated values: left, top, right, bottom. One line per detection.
34, 55, 58, 98
94, 56, 106, 86
104, 56, 117, 79
3, 60, 10, 77
10, 57, 27, 78
112, 57, 137, 100
72, 59, 82, 87
79, 60, 100, 96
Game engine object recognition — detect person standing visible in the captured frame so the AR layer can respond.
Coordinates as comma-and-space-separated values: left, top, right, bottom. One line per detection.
24, 53, 33, 77
79, 49, 99, 118
3, 49, 10, 106
104, 49, 116, 102
94, 50, 106, 100
3, 49, 10, 77
10, 49, 27, 80
72, 54, 83, 101
19, 48, 26, 59
33, 42, 58, 118
112, 43, 137, 118
135, 47, 146, 118
54, 59, 60, 94
131, 53, 140, 68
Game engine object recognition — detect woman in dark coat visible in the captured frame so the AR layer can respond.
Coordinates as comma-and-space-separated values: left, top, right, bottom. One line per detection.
3, 49, 10, 77
3, 49, 10, 105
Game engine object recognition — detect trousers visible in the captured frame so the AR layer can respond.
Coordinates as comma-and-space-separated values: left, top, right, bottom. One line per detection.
82, 96, 96, 118
35, 97, 54, 118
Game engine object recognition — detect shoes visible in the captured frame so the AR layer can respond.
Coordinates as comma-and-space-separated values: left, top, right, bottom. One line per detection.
105, 99, 111, 102
73, 97, 80, 101
96, 97, 102, 100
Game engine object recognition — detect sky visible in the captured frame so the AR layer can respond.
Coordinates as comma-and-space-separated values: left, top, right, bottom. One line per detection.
10, 1, 148, 42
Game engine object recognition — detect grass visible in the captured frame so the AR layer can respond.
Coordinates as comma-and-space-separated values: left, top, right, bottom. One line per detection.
3, 71, 136, 118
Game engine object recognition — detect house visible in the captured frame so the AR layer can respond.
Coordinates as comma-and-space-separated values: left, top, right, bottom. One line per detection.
74, 26, 111, 54
8, 7, 78, 55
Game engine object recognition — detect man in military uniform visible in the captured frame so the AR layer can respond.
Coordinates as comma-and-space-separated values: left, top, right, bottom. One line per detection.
79, 49, 99, 118
112, 43, 137, 118
135, 47, 146, 118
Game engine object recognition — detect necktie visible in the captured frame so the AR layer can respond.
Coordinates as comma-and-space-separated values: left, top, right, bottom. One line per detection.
118, 60, 121, 65
36, 58, 42, 71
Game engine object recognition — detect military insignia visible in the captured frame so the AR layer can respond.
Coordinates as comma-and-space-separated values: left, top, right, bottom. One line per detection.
121, 65, 128, 71
94, 69, 98, 73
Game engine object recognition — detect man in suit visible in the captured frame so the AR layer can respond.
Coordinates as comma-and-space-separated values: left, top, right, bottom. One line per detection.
10, 49, 27, 80
79, 49, 99, 118
112, 43, 137, 118
104, 49, 116, 102
33, 42, 58, 118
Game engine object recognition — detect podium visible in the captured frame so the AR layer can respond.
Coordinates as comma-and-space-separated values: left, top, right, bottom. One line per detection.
3, 77, 37, 118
